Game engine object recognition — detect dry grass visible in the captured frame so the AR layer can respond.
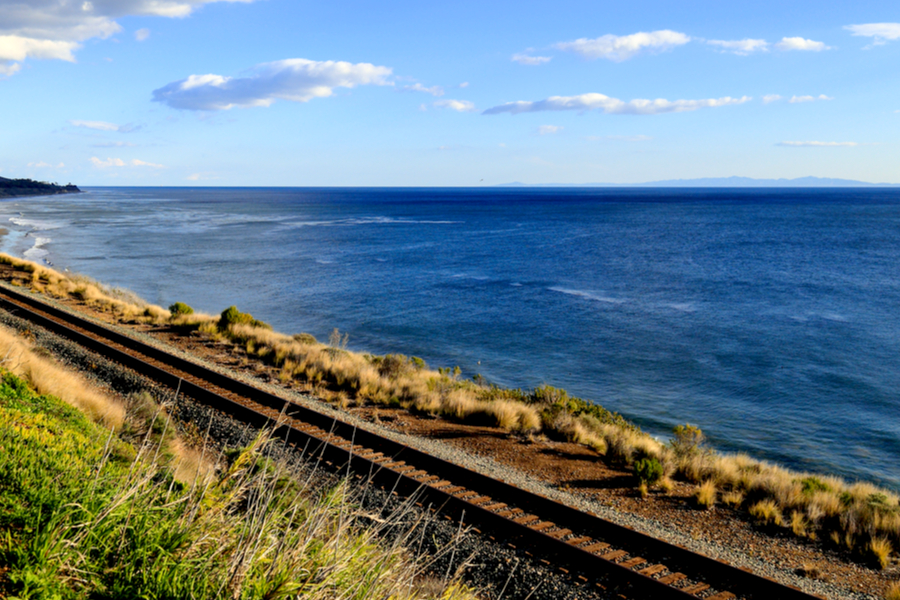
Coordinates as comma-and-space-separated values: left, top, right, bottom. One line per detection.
885, 581, 900, 600
0, 326, 125, 429
750, 500, 785, 528
2, 253, 899, 567
694, 480, 717, 510
869, 537, 894, 570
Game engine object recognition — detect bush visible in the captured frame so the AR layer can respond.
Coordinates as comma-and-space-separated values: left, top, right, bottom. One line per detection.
218, 305, 271, 331
800, 476, 831, 496
634, 457, 664, 487
168, 301, 194, 316
671, 423, 705, 457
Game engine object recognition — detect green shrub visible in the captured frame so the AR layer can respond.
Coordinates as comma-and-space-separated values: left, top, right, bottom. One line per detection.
800, 476, 832, 495
292, 333, 318, 344
218, 305, 271, 331
168, 301, 194, 316
671, 423, 705, 457
634, 457, 664, 487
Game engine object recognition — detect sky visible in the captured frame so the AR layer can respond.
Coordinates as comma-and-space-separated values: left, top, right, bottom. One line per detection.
2, 0, 899, 186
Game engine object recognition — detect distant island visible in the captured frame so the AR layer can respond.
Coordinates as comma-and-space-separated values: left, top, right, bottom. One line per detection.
0, 177, 81, 198
499, 176, 900, 188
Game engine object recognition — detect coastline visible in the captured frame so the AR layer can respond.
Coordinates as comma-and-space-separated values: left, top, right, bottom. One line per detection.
0, 253, 895, 598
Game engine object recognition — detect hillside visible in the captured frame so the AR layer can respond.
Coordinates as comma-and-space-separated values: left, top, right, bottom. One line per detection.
0, 177, 80, 198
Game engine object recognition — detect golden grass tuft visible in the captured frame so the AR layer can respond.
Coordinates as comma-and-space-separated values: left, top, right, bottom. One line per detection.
749, 500, 784, 527
869, 536, 893, 570
694, 480, 717, 509
885, 581, 900, 600
721, 490, 744, 509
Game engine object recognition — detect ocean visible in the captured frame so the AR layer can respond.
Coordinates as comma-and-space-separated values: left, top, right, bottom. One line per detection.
2, 186, 898, 490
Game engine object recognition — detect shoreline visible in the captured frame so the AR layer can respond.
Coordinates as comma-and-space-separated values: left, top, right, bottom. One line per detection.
0, 253, 895, 598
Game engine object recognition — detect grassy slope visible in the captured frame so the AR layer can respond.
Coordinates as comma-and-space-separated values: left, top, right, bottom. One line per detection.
0, 369, 473, 600
0, 252, 898, 571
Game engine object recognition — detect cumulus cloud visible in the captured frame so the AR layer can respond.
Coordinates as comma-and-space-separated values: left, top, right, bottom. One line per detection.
538, 125, 562, 135
511, 53, 552, 65
90, 157, 164, 167
0, 0, 257, 75
433, 99, 476, 112
762, 94, 783, 104
401, 83, 444, 96
152, 58, 392, 110
135, 28, 150, 41
774, 37, 829, 51
844, 23, 900, 47
483, 93, 751, 116
789, 94, 832, 103
555, 30, 690, 61
707, 39, 769, 55
777, 141, 858, 147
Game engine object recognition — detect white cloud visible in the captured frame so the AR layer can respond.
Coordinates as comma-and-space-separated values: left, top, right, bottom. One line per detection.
91, 157, 126, 167
132, 158, 164, 167
401, 83, 444, 96
555, 30, 690, 62
483, 93, 751, 116
70, 119, 121, 131
135, 28, 150, 41
27, 161, 64, 168
538, 125, 562, 135
789, 94, 832, 103
153, 58, 393, 110
92, 141, 137, 147
777, 141, 858, 147
90, 157, 164, 168
762, 94, 783, 104
458, 82, 469, 88
433, 99, 476, 112
844, 23, 900, 47
774, 37, 830, 51
0, 0, 257, 75
511, 53, 552, 65
707, 39, 769, 55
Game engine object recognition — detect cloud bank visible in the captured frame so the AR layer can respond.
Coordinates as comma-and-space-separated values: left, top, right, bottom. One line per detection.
152, 59, 393, 110
844, 23, 900, 46
555, 30, 690, 61
0, 0, 256, 75
483, 93, 750, 116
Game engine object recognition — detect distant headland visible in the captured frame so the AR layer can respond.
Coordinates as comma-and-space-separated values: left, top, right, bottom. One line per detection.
498, 176, 900, 188
0, 177, 81, 198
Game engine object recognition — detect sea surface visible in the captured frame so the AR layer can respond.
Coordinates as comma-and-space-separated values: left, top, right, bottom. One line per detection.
2, 187, 899, 490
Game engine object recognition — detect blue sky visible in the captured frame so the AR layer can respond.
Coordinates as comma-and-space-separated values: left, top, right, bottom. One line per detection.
2, 0, 899, 185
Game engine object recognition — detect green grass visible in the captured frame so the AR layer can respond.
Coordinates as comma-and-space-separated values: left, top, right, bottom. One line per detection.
0, 370, 474, 600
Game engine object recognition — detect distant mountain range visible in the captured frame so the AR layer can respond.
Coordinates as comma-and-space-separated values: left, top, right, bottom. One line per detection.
498, 176, 900, 188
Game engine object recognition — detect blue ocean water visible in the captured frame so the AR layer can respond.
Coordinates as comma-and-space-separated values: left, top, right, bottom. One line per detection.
2, 187, 899, 490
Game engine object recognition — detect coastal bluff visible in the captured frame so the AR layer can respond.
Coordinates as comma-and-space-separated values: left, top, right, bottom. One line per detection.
0, 176, 80, 198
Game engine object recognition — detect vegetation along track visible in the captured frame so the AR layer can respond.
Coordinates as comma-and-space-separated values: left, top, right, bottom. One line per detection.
0, 285, 825, 600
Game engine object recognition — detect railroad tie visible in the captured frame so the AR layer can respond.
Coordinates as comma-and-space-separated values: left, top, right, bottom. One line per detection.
455, 490, 480, 500
548, 528, 571, 539
566, 536, 592, 547
529, 521, 555, 532
406, 470, 429, 477
581, 542, 611, 554
469, 496, 493, 506
513, 514, 541, 526
430, 480, 454, 489
441, 486, 466, 494
705, 593, 736, 600
657, 573, 686, 585
680, 582, 710, 595
497, 508, 523, 517
383, 461, 406, 468
417, 475, 440, 483
636, 564, 667, 577
619, 556, 646, 569
395, 466, 418, 474
598, 549, 628, 561
482, 502, 507, 511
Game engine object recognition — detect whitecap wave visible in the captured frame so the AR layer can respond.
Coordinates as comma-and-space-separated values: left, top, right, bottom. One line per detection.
548, 286, 626, 304
23, 236, 51, 260
9, 217, 63, 231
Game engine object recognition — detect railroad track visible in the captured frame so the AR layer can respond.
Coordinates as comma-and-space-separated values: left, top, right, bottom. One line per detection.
0, 284, 825, 600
